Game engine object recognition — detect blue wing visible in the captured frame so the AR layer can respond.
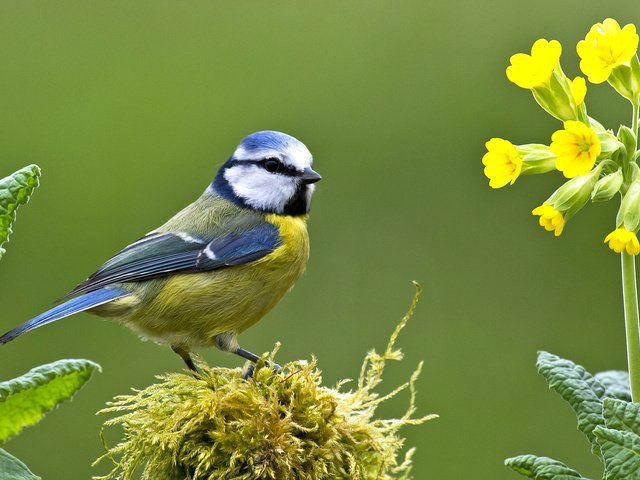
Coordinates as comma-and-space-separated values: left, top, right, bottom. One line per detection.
66, 222, 281, 297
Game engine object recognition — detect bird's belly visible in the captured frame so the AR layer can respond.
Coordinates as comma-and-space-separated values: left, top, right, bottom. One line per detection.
114, 215, 310, 348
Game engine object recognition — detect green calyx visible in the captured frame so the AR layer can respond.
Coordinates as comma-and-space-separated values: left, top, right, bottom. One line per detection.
617, 177, 640, 231
592, 169, 624, 202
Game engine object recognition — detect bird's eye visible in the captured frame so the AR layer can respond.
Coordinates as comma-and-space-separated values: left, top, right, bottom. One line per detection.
263, 158, 281, 173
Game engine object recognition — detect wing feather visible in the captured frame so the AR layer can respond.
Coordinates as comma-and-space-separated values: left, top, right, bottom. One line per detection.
66, 221, 280, 297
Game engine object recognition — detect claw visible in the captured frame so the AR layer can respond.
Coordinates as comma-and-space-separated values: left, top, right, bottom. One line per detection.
235, 346, 281, 379
242, 364, 256, 379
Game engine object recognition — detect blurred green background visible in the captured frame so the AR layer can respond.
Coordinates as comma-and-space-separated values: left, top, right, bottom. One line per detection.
1, 1, 638, 478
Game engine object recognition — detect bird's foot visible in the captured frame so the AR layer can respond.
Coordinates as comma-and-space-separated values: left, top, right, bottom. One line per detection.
242, 364, 255, 379
240, 357, 281, 380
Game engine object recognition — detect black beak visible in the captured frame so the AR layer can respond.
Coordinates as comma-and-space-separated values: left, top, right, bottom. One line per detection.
300, 167, 322, 184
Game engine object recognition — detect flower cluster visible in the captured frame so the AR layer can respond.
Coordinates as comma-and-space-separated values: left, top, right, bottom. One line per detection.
483, 18, 640, 255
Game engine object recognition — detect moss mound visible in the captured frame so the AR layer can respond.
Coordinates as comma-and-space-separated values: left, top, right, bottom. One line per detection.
95, 284, 434, 480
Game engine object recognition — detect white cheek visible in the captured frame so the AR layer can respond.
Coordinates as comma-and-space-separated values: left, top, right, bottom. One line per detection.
224, 165, 297, 213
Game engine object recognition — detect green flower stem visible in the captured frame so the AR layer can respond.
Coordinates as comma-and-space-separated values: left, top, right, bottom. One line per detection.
622, 251, 640, 401
633, 101, 639, 141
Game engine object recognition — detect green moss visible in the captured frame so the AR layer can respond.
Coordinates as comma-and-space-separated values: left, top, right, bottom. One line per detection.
95, 284, 435, 480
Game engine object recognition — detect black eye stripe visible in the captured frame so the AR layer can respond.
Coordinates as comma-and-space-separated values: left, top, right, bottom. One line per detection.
236, 159, 300, 176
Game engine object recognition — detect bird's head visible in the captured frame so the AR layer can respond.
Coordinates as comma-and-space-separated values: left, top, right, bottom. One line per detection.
211, 131, 321, 216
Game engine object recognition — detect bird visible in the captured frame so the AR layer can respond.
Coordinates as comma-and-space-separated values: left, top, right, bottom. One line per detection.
0, 131, 321, 373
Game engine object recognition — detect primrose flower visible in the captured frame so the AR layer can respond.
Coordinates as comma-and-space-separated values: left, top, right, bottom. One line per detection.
482, 138, 523, 188
570, 77, 587, 106
550, 121, 601, 178
507, 39, 562, 89
604, 227, 640, 255
532, 204, 565, 236
577, 18, 639, 84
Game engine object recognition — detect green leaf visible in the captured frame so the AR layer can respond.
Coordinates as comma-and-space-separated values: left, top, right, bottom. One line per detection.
594, 426, 640, 479
595, 371, 632, 402
504, 454, 589, 479
0, 359, 101, 445
0, 164, 41, 259
602, 398, 640, 435
536, 352, 605, 454
0, 448, 40, 480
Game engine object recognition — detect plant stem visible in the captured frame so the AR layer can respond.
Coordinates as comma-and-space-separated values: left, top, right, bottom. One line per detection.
622, 251, 640, 401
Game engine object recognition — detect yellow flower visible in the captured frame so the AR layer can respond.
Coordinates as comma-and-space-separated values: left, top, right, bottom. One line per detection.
577, 18, 639, 84
571, 76, 587, 106
550, 120, 601, 178
482, 138, 523, 188
532, 204, 565, 236
604, 227, 640, 255
507, 39, 562, 89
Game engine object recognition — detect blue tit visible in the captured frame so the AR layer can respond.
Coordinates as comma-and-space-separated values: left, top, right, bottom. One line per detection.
0, 131, 321, 372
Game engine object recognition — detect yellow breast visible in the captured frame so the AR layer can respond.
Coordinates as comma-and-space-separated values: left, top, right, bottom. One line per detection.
259, 214, 310, 271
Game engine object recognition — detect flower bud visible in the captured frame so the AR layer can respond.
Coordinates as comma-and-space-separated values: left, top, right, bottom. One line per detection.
618, 125, 637, 162
588, 119, 624, 159
617, 179, 640, 231
597, 130, 624, 159
607, 56, 640, 104
591, 169, 623, 202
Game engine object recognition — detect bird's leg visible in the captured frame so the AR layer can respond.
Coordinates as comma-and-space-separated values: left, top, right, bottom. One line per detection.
171, 344, 199, 373
214, 333, 280, 378
242, 364, 256, 380
235, 346, 282, 378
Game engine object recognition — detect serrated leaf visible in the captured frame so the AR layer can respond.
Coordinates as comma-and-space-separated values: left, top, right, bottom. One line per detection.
602, 398, 640, 435
536, 352, 605, 455
0, 164, 41, 260
594, 426, 640, 479
595, 371, 632, 402
505, 454, 589, 479
0, 448, 40, 480
0, 359, 101, 445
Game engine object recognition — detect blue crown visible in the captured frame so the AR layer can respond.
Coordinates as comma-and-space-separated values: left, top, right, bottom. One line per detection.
237, 131, 304, 153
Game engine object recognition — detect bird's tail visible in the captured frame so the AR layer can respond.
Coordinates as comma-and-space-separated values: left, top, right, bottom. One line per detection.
0, 287, 130, 344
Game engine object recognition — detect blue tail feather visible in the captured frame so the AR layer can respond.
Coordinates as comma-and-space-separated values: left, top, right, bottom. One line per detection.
0, 287, 130, 344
